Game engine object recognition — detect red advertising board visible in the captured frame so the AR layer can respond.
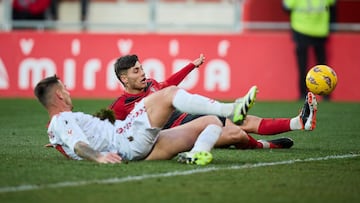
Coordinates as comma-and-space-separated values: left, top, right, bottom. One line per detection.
0, 31, 359, 101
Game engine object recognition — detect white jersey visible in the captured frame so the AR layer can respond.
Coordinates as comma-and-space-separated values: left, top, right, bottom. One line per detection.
47, 99, 161, 161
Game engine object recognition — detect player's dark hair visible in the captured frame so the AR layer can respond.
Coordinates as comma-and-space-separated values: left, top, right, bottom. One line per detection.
34, 75, 60, 107
114, 54, 139, 86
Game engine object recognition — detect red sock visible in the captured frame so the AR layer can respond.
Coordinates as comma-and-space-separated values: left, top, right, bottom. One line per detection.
235, 134, 280, 149
257, 118, 291, 135
235, 134, 262, 149
258, 140, 280, 149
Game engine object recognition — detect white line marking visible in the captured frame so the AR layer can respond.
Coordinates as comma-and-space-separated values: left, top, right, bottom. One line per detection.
1, 154, 358, 193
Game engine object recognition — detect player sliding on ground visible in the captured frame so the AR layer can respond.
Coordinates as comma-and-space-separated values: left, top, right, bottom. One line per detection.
35, 75, 257, 165
110, 54, 318, 150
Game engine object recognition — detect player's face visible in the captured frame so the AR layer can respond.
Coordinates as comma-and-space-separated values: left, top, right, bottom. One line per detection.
58, 81, 73, 110
125, 61, 147, 92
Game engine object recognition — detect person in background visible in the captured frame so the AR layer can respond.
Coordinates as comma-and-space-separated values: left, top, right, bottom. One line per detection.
283, 0, 336, 100
12, 0, 51, 24
49, 0, 89, 30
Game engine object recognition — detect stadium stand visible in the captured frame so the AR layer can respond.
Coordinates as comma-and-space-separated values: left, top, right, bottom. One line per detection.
1, 0, 359, 32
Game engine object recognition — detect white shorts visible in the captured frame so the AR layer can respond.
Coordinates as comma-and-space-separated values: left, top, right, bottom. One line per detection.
114, 99, 161, 161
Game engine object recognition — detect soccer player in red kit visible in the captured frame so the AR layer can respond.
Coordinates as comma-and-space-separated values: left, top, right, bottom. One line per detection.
36, 75, 258, 165
110, 54, 317, 149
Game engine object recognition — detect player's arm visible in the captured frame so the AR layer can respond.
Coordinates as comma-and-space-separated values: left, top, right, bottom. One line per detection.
74, 141, 122, 164
162, 54, 205, 87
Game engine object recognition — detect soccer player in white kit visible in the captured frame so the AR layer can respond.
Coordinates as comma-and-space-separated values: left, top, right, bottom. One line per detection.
35, 75, 257, 165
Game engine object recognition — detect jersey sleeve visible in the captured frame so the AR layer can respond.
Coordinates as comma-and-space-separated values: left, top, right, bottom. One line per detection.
49, 113, 90, 155
160, 63, 196, 88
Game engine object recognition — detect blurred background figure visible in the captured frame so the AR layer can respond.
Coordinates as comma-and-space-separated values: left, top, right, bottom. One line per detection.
49, 0, 89, 30
283, 0, 336, 100
12, 0, 51, 22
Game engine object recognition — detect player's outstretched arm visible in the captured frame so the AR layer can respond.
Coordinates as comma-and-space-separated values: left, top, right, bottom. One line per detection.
162, 53, 206, 87
74, 141, 122, 164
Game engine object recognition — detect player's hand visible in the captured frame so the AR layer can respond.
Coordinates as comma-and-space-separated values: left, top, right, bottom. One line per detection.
193, 54, 205, 68
96, 152, 123, 164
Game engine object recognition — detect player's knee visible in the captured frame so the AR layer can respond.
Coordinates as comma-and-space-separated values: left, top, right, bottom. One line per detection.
222, 127, 248, 143
202, 115, 223, 127
240, 115, 261, 133
152, 86, 179, 105
212, 116, 223, 127
163, 85, 179, 95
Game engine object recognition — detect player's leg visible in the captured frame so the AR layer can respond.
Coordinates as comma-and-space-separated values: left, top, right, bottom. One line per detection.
142, 86, 178, 129
165, 113, 250, 149
241, 115, 291, 135
127, 111, 220, 162
177, 122, 222, 165
145, 115, 222, 161
213, 121, 248, 147
172, 114, 292, 149
143, 85, 257, 129
217, 119, 293, 149
240, 92, 318, 134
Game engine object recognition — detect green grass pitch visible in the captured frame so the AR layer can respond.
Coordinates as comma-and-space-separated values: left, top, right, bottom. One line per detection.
0, 98, 359, 203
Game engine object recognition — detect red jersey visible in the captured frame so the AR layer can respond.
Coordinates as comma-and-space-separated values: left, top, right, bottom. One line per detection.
109, 63, 197, 128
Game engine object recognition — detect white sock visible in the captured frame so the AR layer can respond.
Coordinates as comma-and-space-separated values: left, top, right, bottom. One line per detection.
172, 89, 234, 117
290, 116, 302, 130
258, 140, 270, 149
190, 124, 222, 153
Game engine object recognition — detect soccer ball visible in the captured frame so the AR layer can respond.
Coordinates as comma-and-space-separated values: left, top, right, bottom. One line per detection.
306, 65, 338, 95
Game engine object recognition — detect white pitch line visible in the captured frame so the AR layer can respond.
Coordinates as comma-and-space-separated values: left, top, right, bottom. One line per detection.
1, 153, 359, 193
